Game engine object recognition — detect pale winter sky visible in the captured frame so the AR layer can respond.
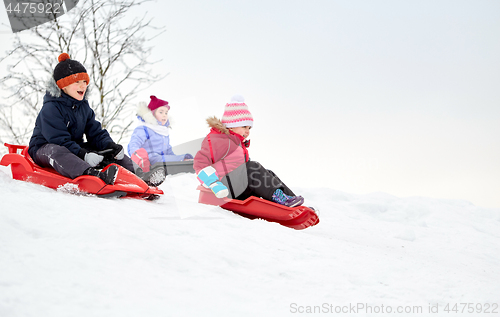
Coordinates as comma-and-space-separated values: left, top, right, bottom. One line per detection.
1, 1, 499, 208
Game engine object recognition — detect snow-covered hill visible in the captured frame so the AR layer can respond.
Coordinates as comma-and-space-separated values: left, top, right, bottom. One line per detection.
0, 165, 499, 317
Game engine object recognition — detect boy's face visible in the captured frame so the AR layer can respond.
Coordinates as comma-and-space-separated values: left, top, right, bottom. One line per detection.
62, 80, 88, 101
154, 106, 169, 125
229, 126, 251, 139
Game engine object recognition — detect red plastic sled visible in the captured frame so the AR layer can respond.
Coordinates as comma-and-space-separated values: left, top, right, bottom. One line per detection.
0, 143, 163, 199
197, 186, 319, 230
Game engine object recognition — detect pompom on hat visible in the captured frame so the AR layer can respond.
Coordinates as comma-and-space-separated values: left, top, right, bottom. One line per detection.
148, 95, 170, 112
53, 53, 90, 89
221, 95, 253, 128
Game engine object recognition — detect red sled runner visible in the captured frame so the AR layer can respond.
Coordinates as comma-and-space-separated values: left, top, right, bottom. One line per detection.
197, 186, 319, 230
0, 143, 163, 200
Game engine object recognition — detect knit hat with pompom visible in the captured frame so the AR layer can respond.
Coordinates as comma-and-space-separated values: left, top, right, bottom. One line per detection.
53, 53, 90, 89
221, 95, 253, 128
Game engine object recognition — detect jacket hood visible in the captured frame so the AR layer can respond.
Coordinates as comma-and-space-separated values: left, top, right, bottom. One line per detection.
44, 79, 89, 108
136, 101, 171, 127
46, 76, 91, 100
207, 116, 229, 134
207, 116, 250, 148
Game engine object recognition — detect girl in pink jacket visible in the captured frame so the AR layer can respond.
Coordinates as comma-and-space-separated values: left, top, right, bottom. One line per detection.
194, 95, 304, 207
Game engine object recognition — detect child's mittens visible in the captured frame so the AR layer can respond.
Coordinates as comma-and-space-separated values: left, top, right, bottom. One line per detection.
197, 166, 229, 198
84, 152, 104, 167
208, 181, 229, 198
115, 147, 124, 160
131, 148, 150, 172
107, 142, 124, 160
197, 166, 219, 185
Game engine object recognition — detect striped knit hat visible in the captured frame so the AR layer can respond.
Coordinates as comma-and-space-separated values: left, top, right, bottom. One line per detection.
221, 95, 254, 128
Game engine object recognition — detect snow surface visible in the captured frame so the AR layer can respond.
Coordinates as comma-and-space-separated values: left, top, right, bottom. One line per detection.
0, 165, 499, 317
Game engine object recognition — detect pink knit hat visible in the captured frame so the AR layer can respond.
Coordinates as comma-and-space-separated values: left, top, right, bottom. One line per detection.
148, 95, 170, 112
221, 95, 253, 128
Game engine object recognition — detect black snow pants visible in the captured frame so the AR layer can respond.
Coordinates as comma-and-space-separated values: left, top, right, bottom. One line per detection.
33, 143, 134, 179
232, 160, 295, 201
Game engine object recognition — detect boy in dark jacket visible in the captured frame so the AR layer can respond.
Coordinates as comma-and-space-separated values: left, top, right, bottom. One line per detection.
28, 53, 134, 184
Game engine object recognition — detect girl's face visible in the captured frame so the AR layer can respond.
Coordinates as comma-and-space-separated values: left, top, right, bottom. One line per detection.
229, 126, 251, 139
62, 80, 88, 101
154, 106, 169, 125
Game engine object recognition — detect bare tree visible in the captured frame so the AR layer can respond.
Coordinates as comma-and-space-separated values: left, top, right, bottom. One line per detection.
0, 0, 164, 148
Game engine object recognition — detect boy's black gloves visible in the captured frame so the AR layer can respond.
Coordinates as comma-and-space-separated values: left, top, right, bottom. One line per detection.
106, 142, 125, 160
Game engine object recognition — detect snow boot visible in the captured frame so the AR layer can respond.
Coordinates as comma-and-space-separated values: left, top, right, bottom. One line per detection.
83, 165, 118, 185
145, 166, 166, 187
272, 188, 304, 207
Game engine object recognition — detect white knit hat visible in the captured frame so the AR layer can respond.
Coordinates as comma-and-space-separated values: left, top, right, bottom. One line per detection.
221, 95, 254, 128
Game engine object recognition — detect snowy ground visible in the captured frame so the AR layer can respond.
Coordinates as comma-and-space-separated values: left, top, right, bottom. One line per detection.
0, 165, 499, 317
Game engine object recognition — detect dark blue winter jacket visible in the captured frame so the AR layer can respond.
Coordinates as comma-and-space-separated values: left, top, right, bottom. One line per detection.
28, 91, 113, 161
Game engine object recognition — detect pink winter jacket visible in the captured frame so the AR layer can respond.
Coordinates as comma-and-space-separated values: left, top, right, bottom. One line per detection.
194, 117, 250, 179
